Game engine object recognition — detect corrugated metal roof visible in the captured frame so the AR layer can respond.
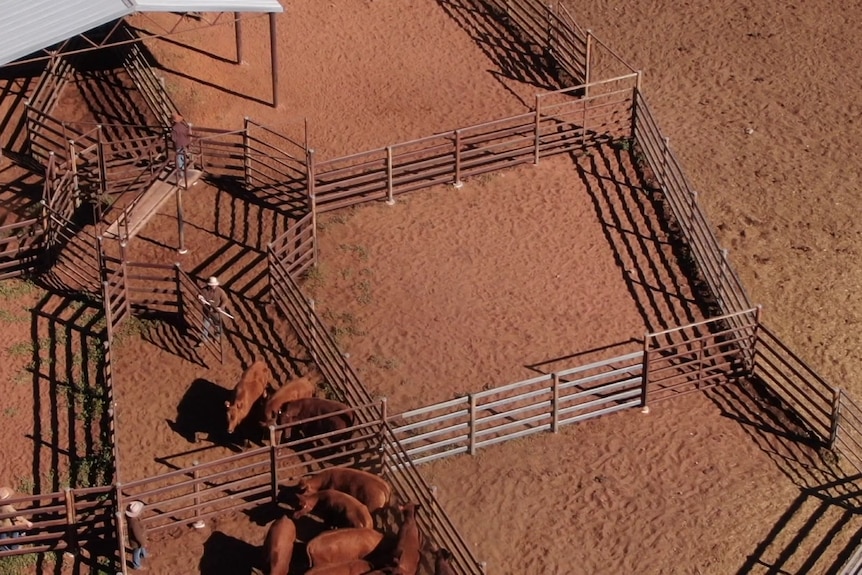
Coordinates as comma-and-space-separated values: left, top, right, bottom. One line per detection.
0, 0, 283, 66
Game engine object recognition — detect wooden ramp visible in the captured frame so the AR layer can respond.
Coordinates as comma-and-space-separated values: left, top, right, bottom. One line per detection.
104, 169, 202, 240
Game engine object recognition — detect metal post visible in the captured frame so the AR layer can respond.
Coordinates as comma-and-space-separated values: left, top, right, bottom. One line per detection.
269, 425, 279, 501
584, 30, 592, 97
63, 488, 77, 553
234, 13, 244, 64
269, 13, 279, 107
640, 335, 650, 413
551, 373, 560, 433
534, 94, 541, 164
468, 394, 477, 455
243, 117, 251, 186
830, 390, 841, 449
176, 187, 187, 254
386, 146, 395, 205
191, 461, 204, 528
453, 130, 463, 189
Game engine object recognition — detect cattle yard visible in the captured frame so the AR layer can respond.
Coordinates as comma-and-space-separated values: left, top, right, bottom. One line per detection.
2, 1, 862, 573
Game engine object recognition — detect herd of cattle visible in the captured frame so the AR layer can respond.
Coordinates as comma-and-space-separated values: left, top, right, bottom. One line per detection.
218, 362, 455, 574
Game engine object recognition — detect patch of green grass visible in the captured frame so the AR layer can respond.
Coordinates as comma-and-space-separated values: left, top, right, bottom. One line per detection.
3, 406, 17, 418
611, 137, 633, 152
0, 309, 29, 323
339, 243, 370, 262
6, 341, 33, 357
0, 279, 36, 298
0, 552, 38, 575
15, 476, 34, 495
368, 354, 399, 370
72, 447, 112, 488
355, 278, 373, 305
302, 264, 326, 294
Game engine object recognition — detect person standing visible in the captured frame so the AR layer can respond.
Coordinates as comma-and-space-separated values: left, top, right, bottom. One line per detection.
125, 501, 149, 570
170, 112, 192, 178
0, 487, 33, 551
197, 276, 230, 348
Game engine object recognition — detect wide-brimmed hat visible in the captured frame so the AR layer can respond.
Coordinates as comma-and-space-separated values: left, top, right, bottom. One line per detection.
0, 487, 11, 500
207, 276, 220, 287
126, 501, 144, 518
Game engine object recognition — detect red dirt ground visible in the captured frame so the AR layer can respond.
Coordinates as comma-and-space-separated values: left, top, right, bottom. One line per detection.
2, 1, 862, 574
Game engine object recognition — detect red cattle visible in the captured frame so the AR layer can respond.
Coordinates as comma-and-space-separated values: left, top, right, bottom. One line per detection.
298, 468, 391, 514
294, 489, 373, 529
226, 361, 270, 434
263, 373, 317, 426
263, 516, 296, 575
391, 503, 422, 575
277, 397, 355, 443
306, 527, 383, 568
434, 548, 456, 575
303, 559, 374, 575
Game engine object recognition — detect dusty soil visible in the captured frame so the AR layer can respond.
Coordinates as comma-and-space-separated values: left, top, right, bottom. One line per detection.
1, 0, 862, 574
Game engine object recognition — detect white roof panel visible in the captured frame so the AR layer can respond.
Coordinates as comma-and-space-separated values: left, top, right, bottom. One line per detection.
0, 0, 283, 66
0, 0, 130, 66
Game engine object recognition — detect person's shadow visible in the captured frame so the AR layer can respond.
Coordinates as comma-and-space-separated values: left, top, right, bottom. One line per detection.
198, 531, 259, 575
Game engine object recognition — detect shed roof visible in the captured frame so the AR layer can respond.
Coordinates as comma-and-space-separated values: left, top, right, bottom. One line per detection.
0, 0, 283, 67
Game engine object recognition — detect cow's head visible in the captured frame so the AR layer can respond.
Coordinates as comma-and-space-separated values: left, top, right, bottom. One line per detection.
296, 478, 311, 494
225, 400, 242, 434
292, 492, 314, 519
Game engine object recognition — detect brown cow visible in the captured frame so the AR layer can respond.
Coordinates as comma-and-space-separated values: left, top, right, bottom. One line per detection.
226, 361, 270, 434
306, 527, 383, 568
303, 559, 374, 575
263, 516, 296, 575
298, 468, 391, 514
391, 503, 422, 575
434, 548, 456, 575
263, 374, 317, 426
277, 398, 354, 443
294, 489, 373, 529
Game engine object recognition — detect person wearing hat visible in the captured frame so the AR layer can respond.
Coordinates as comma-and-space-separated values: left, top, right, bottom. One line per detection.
0, 486, 33, 551
196, 276, 229, 348
170, 112, 191, 176
125, 501, 149, 570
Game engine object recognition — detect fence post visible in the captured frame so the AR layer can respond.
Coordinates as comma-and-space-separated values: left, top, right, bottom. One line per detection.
584, 30, 592, 97
63, 487, 77, 554
468, 394, 477, 455
269, 425, 279, 502
243, 117, 251, 186
551, 373, 560, 433
192, 461, 205, 529
640, 336, 650, 413
534, 95, 541, 165
453, 130, 463, 189
176, 186, 187, 254
386, 146, 395, 205
115, 483, 129, 575
687, 190, 698, 237
829, 389, 841, 450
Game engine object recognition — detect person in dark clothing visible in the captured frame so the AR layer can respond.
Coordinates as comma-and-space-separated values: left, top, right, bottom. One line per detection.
196, 276, 230, 348
125, 501, 148, 570
170, 113, 192, 172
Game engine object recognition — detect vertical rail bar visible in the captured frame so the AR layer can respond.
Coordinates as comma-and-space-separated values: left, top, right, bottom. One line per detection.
386, 146, 395, 205
640, 336, 650, 412
269, 425, 279, 501
243, 117, 251, 186
270, 13, 279, 108
830, 389, 841, 450
234, 13, 244, 64
551, 373, 560, 433
534, 95, 541, 164
468, 394, 477, 455
453, 130, 463, 188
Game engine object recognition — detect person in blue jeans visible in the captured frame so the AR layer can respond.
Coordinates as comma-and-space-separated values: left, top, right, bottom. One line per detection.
0, 486, 33, 551
125, 501, 149, 570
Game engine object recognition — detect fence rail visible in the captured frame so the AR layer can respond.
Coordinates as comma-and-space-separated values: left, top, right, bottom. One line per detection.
631, 90, 752, 329
0, 218, 43, 279
121, 27, 178, 127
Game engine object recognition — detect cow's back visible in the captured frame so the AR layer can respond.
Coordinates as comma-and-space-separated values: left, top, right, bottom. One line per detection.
236, 361, 270, 400
306, 527, 383, 567
263, 516, 296, 575
264, 376, 316, 422
317, 468, 391, 513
